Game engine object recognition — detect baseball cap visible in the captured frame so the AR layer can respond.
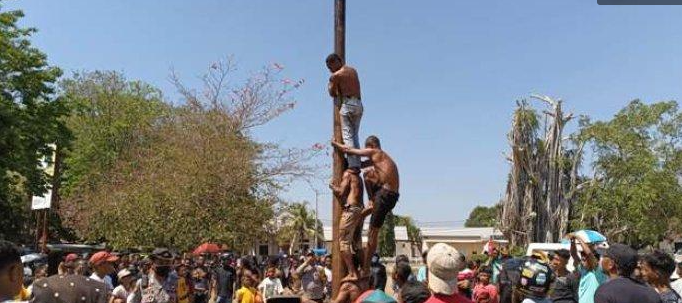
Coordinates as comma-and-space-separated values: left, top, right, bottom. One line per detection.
117, 268, 133, 280
151, 248, 174, 260
65, 253, 79, 262
426, 243, 463, 295
89, 251, 119, 266
603, 243, 638, 275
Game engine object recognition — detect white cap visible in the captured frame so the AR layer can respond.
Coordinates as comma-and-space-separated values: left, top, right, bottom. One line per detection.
427, 243, 464, 295
117, 269, 132, 280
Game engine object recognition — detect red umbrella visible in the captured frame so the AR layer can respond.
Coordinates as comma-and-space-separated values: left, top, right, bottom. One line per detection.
193, 243, 221, 254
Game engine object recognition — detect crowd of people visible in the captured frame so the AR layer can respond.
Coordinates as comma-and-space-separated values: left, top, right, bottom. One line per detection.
3, 233, 682, 303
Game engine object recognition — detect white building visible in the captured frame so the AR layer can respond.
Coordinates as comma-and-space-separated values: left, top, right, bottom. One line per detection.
420, 227, 506, 256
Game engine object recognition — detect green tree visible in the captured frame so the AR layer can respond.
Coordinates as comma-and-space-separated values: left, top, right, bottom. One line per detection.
0, 3, 68, 242
378, 212, 396, 257
277, 202, 323, 254
465, 204, 501, 227
574, 100, 682, 246
394, 215, 422, 247
59, 60, 316, 251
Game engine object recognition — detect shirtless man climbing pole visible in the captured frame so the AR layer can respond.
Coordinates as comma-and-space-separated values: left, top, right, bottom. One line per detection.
332, 135, 400, 276
329, 168, 366, 282
327, 53, 363, 171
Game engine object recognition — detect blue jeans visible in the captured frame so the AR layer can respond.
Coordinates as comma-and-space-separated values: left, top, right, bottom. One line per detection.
338, 97, 363, 168
216, 296, 230, 303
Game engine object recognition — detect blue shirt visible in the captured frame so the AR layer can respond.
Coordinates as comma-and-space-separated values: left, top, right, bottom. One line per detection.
417, 266, 427, 282
578, 265, 607, 303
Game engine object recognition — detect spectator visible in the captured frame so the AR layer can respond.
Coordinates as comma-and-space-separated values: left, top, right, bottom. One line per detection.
259, 265, 284, 303
593, 243, 660, 303
296, 252, 326, 303
128, 248, 179, 303
237, 273, 259, 303
371, 253, 387, 292
641, 250, 681, 303
400, 281, 431, 303
89, 251, 119, 294
458, 260, 476, 299
513, 257, 553, 303
283, 273, 305, 297
213, 256, 236, 303
324, 255, 333, 299
176, 264, 193, 303
549, 249, 578, 303
111, 269, 134, 303
416, 249, 429, 283
392, 262, 413, 301
671, 255, 682, 297
0, 240, 23, 302
487, 248, 503, 285
569, 234, 607, 303
472, 267, 498, 303
423, 243, 472, 303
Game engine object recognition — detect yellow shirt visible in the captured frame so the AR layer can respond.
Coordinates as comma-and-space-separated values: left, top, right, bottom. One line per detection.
177, 277, 190, 303
237, 286, 257, 303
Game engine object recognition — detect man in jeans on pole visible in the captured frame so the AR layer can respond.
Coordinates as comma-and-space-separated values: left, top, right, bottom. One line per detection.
327, 53, 363, 171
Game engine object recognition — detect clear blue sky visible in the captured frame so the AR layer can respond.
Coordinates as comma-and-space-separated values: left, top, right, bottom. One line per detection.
8, 0, 682, 226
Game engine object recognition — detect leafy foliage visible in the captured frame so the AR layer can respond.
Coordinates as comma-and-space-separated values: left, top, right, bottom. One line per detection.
58, 61, 318, 251
465, 204, 501, 228
573, 100, 682, 246
276, 202, 323, 254
0, 4, 68, 242
378, 212, 396, 257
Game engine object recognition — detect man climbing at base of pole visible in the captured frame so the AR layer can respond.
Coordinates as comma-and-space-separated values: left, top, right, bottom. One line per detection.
332, 135, 400, 277
326, 53, 363, 171
330, 167, 366, 283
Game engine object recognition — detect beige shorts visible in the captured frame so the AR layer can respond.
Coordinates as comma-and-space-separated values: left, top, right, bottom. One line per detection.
339, 206, 363, 253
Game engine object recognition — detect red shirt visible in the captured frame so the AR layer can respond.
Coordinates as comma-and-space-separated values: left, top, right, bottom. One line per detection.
424, 293, 473, 303
472, 283, 499, 303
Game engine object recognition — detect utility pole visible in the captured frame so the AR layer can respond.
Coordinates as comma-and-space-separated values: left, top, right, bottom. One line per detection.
331, 0, 346, 298
314, 190, 320, 248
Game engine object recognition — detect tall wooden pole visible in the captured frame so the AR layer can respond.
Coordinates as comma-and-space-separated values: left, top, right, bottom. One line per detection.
331, 0, 346, 298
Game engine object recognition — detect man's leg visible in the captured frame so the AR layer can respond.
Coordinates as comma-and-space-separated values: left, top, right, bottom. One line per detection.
340, 103, 361, 169
362, 170, 378, 217
339, 212, 360, 282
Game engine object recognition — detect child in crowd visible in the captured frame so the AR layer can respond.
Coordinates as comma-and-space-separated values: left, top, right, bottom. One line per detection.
237, 274, 259, 303
473, 267, 499, 303
259, 265, 284, 303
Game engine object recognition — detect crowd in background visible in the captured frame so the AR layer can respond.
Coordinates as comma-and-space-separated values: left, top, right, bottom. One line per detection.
3, 235, 682, 303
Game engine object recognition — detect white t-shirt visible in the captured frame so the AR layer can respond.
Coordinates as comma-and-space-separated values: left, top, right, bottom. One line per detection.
112, 285, 130, 300
522, 298, 553, 303
258, 277, 283, 302
672, 279, 682, 298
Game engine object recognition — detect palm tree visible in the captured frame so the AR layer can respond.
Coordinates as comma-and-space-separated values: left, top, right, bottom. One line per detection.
279, 202, 320, 255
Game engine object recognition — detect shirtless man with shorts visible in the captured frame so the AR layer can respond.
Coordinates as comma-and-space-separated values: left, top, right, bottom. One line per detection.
332, 135, 399, 276
329, 168, 366, 282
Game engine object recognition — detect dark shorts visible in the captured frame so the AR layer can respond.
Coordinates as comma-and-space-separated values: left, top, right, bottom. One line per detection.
370, 188, 399, 228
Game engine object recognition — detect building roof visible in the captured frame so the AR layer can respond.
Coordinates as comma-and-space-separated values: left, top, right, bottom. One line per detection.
420, 227, 504, 240
323, 224, 410, 242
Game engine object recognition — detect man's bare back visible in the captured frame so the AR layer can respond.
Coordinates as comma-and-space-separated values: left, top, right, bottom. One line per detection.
330, 169, 364, 208
329, 66, 361, 99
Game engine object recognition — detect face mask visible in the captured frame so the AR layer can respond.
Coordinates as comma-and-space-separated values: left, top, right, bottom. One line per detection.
155, 265, 171, 277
